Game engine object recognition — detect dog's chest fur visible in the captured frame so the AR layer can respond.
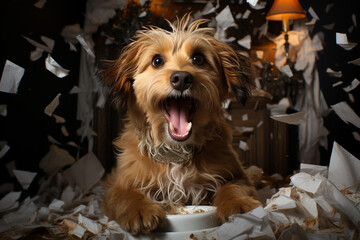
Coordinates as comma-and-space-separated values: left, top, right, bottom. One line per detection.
141, 163, 220, 206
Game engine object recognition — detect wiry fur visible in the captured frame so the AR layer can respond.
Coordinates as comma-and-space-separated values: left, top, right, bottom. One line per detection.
102, 15, 260, 235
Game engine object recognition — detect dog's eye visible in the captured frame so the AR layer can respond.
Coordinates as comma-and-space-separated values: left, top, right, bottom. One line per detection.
152, 55, 165, 68
192, 53, 205, 66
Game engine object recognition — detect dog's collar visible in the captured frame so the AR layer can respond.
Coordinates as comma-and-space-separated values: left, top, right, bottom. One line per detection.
150, 145, 194, 164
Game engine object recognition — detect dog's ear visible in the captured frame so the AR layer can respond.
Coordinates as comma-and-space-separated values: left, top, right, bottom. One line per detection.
215, 43, 254, 105
102, 43, 140, 110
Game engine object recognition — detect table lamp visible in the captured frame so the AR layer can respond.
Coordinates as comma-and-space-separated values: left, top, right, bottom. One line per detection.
266, 0, 306, 63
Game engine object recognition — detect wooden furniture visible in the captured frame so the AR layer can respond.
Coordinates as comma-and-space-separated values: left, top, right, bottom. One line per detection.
226, 97, 290, 176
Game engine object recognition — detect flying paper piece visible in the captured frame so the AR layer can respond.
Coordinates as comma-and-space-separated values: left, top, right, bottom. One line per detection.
326, 3, 334, 13
12, 170, 37, 190
326, 68, 342, 78
258, 21, 268, 39
249, 0, 266, 10
23, 36, 52, 53
0, 105, 7, 116
246, 0, 258, 7
271, 111, 307, 125
336, 32, 348, 45
308, 7, 319, 19
332, 81, 343, 87
343, 78, 360, 92
76, 35, 95, 58
53, 114, 66, 123
242, 10, 251, 19
44, 93, 61, 117
40, 36, 55, 51
322, 23, 335, 30
267, 98, 290, 115
280, 65, 293, 77
34, 0, 46, 8
352, 14, 357, 27
237, 35, 251, 49
239, 140, 249, 151
30, 48, 43, 61
331, 101, 360, 128
242, 114, 248, 121
40, 144, 75, 175
139, 0, 147, 6
305, 18, 317, 26
202, 1, 215, 15
338, 42, 357, 51
353, 132, 360, 141
348, 93, 354, 102
0, 192, 21, 213
216, 5, 236, 30
0, 142, 10, 159
139, 11, 146, 18
236, 13, 242, 19
61, 185, 75, 203
0, 60, 25, 94
256, 51, 264, 59
348, 58, 360, 66
63, 152, 105, 192
63, 219, 86, 238
328, 142, 360, 192
45, 55, 70, 78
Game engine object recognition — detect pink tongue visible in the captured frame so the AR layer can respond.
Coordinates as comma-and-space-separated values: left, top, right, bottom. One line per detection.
169, 98, 190, 135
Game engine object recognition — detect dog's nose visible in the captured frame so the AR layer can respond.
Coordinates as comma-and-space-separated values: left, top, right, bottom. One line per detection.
170, 71, 193, 92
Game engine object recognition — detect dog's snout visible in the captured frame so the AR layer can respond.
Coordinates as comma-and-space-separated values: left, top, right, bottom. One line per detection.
170, 71, 193, 92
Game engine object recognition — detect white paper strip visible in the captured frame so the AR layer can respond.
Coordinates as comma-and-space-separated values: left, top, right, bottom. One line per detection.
343, 78, 360, 92
331, 101, 360, 128
12, 170, 37, 190
0, 60, 25, 94
270, 112, 307, 125
45, 55, 70, 78
44, 93, 61, 117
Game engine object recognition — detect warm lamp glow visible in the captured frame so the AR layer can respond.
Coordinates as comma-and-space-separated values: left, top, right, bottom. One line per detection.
266, 0, 306, 21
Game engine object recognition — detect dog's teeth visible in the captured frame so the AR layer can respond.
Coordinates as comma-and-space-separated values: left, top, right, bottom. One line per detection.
169, 122, 175, 132
186, 122, 192, 132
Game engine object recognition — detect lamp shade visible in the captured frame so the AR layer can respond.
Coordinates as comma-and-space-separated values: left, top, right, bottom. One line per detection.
266, 0, 306, 21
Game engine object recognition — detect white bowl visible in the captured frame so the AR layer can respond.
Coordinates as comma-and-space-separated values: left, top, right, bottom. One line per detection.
139, 206, 221, 240
158, 205, 220, 232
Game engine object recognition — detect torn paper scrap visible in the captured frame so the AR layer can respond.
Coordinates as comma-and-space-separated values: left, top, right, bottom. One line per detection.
237, 35, 251, 49
338, 42, 357, 51
34, 0, 46, 8
290, 172, 322, 194
331, 101, 360, 128
343, 78, 360, 92
265, 195, 297, 211
45, 55, 70, 78
246, 0, 258, 7
280, 65, 293, 77
242, 114, 248, 121
348, 57, 360, 66
23, 36, 52, 53
205, 206, 275, 239
266, 98, 290, 115
40, 36, 55, 51
44, 93, 61, 117
270, 111, 307, 125
332, 81, 343, 87
326, 68, 342, 78
0, 142, 10, 159
63, 152, 105, 192
202, 1, 215, 15
78, 214, 101, 234
256, 50, 264, 60
216, 5, 236, 30
0, 60, 25, 94
62, 219, 86, 238
354, 132, 360, 141
39, 144, 75, 175
0, 192, 21, 213
76, 35, 95, 58
300, 163, 328, 176
12, 170, 37, 190
336, 32, 348, 45
242, 9, 251, 19
49, 199, 65, 212
328, 141, 360, 192
239, 140, 249, 151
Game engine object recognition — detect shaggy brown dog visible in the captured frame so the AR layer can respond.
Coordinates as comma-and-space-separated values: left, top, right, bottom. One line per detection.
102, 15, 261, 235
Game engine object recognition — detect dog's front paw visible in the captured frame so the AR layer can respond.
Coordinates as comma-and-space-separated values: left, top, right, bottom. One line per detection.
118, 200, 166, 235
216, 196, 261, 222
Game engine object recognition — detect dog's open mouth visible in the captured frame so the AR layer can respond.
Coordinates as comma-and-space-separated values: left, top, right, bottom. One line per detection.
161, 96, 197, 141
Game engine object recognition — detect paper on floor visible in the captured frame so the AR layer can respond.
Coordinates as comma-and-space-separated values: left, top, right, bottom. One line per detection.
328, 142, 360, 192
